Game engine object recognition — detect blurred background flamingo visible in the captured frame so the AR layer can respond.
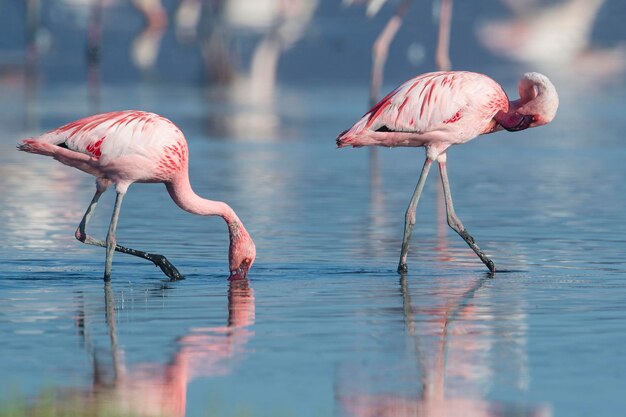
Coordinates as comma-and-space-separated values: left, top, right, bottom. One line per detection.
478, 0, 625, 88
345, 0, 454, 104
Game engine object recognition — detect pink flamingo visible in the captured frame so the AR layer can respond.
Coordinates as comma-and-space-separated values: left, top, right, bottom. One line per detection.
337, 71, 558, 273
17, 111, 256, 281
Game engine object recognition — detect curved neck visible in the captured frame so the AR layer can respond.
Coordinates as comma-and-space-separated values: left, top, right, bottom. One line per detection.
166, 173, 243, 231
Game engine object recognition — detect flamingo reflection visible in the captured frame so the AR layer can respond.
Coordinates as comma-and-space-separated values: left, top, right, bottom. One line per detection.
339, 274, 547, 417
75, 280, 254, 417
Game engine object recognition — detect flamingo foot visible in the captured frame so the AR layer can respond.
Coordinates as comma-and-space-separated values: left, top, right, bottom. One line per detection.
397, 262, 408, 274
150, 254, 185, 281
484, 258, 496, 273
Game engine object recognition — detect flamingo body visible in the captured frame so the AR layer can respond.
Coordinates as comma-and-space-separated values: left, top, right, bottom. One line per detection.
337, 71, 509, 152
24, 111, 187, 186
337, 70, 558, 273
18, 110, 256, 281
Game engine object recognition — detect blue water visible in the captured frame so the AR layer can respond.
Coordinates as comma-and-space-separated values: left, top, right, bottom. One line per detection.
2, 1, 626, 417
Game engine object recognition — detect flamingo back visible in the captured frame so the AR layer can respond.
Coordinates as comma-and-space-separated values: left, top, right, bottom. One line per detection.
32, 111, 189, 181
337, 71, 509, 148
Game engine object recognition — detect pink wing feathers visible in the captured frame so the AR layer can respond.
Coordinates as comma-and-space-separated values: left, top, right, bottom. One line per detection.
20, 110, 189, 182
367, 72, 467, 132
337, 71, 509, 148
33, 111, 184, 161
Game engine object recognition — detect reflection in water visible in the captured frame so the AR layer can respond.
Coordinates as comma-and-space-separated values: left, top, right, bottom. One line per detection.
71, 280, 255, 417
1, 151, 83, 251
339, 274, 547, 417
478, 0, 625, 87
366, 147, 388, 256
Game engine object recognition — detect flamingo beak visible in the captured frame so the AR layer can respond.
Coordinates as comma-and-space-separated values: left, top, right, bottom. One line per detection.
494, 111, 535, 132
229, 259, 252, 281
506, 114, 534, 132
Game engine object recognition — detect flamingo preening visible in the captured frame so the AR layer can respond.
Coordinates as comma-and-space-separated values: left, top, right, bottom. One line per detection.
18, 111, 256, 281
337, 71, 559, 273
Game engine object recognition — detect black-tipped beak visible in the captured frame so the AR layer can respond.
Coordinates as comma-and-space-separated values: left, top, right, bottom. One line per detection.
506, 114, 534, 132
229, 259, 252, 281
494, 111, 535, 132
229, 268, 248, 281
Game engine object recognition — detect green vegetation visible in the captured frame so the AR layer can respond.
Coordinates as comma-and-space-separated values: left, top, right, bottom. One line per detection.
1, 391, 146, 417
0, 391, 261, 417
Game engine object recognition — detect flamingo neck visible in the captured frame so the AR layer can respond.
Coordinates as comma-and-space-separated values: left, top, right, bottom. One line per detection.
166, 173, 243, 233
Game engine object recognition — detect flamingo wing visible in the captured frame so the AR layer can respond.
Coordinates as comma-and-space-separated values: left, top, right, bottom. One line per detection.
35, 111, 179, 160
364, 71, 490, 134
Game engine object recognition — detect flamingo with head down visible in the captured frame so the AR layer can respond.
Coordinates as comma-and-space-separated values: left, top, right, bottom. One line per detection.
337, 71, 559, 273
18, 111, 256, 281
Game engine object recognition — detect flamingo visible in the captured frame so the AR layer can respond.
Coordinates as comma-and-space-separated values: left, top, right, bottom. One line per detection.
17, 111, 256, 281
337, 71, 559, 273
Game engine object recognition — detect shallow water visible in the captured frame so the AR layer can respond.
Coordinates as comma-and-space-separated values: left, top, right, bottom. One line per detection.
3, 1, 626, 412
1, 76, 626, 417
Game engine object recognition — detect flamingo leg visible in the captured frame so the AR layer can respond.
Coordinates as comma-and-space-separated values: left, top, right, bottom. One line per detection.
76, 184, 184, 281
435, 0, 453, 71
438, 160, 496, 273
75, 181, 109, 246
370, 0, 412, 105
103, 191, 125, 281
398, 157, 433, 273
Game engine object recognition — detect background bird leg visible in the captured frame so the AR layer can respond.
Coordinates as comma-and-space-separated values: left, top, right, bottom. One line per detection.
76, 185, 183, 281
435, 0, 453, 71
370, 0, 413, 106
438, 160, 496, 272
398, 157, 433, 273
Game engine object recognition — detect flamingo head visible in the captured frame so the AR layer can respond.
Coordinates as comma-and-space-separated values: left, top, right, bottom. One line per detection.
228, 224, 256, 281
512, 72, 559, 128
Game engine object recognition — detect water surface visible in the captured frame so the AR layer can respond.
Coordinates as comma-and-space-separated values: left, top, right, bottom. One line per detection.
2, 2, 626, 414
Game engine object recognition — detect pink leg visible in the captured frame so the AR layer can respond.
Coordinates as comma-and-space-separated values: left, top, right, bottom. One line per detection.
103, 191, 125, 280
76, 183, 184, 281
370, 0, 413, 106
438, 160, 495, 273
398, 157, 433, 273
435, 0, 453, 71
18, 140, 183, 279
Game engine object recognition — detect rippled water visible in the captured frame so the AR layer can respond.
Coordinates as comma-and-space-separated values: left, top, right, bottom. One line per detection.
2, 67, 626, 417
